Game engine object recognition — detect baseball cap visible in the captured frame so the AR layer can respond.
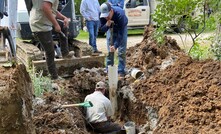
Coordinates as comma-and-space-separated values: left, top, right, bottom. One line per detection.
96, 81, 106, 89
100, 2, 111, 18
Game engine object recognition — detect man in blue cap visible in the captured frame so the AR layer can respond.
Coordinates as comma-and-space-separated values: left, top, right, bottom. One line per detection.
100, 2, 128, 77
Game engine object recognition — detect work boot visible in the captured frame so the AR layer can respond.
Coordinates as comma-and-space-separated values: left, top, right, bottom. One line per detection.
63, 51, 75, 59
91, 50, 102, 56
93, 50, 102, 54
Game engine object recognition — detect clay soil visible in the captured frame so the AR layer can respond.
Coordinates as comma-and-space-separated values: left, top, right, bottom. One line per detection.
0, 25, 221, 134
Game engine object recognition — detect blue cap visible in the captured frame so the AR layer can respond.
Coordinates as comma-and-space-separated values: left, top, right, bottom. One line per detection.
100, 2, 111, 18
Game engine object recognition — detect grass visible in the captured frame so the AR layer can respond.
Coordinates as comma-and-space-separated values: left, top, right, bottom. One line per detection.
29, 68, 52, 97
76, 29, 144, 40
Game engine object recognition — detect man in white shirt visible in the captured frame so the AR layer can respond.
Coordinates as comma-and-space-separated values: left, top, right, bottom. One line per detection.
80, 0, 102, 54
29, 0, 75, 80
85, 81, 122, 133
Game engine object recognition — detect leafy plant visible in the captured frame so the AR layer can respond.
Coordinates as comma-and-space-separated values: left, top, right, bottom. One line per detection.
189, 41, 213, 60
210, 24, 221, 60
29, 69, 52, 97
152, 0, 207, 54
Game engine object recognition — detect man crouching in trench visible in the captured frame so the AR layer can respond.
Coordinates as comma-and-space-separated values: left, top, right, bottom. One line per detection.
84, 81, 126, 134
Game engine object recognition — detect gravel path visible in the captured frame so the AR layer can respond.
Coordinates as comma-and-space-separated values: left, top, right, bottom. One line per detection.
80, 36, 143, 54
80, 32, 214, 54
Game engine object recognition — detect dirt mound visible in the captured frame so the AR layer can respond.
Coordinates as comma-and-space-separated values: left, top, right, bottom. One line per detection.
126, 25, 181, 77
125, 26, 221, 133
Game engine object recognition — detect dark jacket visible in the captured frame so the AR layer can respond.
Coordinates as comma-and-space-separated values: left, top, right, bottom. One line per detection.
100, 6, 128, 48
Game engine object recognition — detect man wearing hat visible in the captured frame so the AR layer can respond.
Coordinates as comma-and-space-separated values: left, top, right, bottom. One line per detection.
84, 81, 122, 133
99, 2, 128, 77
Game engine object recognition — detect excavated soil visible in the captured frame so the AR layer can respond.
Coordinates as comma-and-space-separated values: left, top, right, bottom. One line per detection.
125, 26, 221, 133
0, 25, 221, 134
0, 64, 34, 134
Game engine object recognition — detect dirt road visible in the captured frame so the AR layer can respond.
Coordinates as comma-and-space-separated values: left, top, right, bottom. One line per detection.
80, 36, 143, 53
80, 32, 214, 53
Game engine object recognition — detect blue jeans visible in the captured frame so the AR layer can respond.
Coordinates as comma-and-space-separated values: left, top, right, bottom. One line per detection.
86, 20, 100, 52
106, 26, 127, 75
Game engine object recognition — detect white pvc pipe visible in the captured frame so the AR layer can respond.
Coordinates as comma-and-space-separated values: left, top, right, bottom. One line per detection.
108, 65, 118, 115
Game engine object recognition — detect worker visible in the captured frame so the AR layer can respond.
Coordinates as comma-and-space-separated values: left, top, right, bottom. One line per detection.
106, 0, 124, 65
99, 2, 128, 77
85, 81, 122, 133
80, 0, 102, 54
29, 0, 75, 80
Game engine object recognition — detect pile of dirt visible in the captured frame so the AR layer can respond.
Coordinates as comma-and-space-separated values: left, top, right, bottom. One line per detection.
125, 25, 221, 133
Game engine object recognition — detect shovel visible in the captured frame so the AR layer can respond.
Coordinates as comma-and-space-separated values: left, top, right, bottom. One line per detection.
61, 101, 93, 108
52, 101, 93, 113
108, 22, 114, 65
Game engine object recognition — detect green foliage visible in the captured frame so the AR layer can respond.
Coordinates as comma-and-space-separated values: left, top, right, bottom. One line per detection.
29, 69, 52, 97
128, 29, 144, 35
152, 0, 204, 37
189, 41, 213, 60
153, 0, 203, 32
211, 41, 221, 60
205, 15, 216, 31
153, 26, 165, 45
74, 0, 81, 15
210, 26, 221, 60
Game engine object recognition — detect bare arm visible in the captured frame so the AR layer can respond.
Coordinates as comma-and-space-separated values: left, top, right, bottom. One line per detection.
42, 1, 61, 32
56, 11, 70, 28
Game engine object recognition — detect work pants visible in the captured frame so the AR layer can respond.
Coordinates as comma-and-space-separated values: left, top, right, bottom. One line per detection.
106, 26, 127, 75
86, 20, 100, 52
34, 29, 69, 79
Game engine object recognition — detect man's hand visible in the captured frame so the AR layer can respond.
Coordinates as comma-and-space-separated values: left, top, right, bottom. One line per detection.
110, 46, 115, 52
63, 17, 70, 28
54, 24, 61, 33
106, 20, 114, 27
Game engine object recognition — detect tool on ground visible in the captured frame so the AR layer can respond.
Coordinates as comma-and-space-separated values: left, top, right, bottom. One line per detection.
61, 101, 93, 108
52, 101, 93, 113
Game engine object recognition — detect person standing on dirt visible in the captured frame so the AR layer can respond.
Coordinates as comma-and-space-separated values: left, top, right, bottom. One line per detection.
29, 0, 75, 80
80, 0, 102, 54
99, 2, 128, 77
84, 81, 122, 133
106, 0, 124, 58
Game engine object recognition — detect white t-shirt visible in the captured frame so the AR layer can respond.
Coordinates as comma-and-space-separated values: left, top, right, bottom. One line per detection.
85, 91, 113, 123
29, 0, 59, 32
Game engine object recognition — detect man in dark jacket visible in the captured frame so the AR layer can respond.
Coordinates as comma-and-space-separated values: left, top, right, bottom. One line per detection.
100, 2, 128, 77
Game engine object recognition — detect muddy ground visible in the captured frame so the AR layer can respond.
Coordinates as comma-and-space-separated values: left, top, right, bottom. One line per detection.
0, 25, 221, 134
